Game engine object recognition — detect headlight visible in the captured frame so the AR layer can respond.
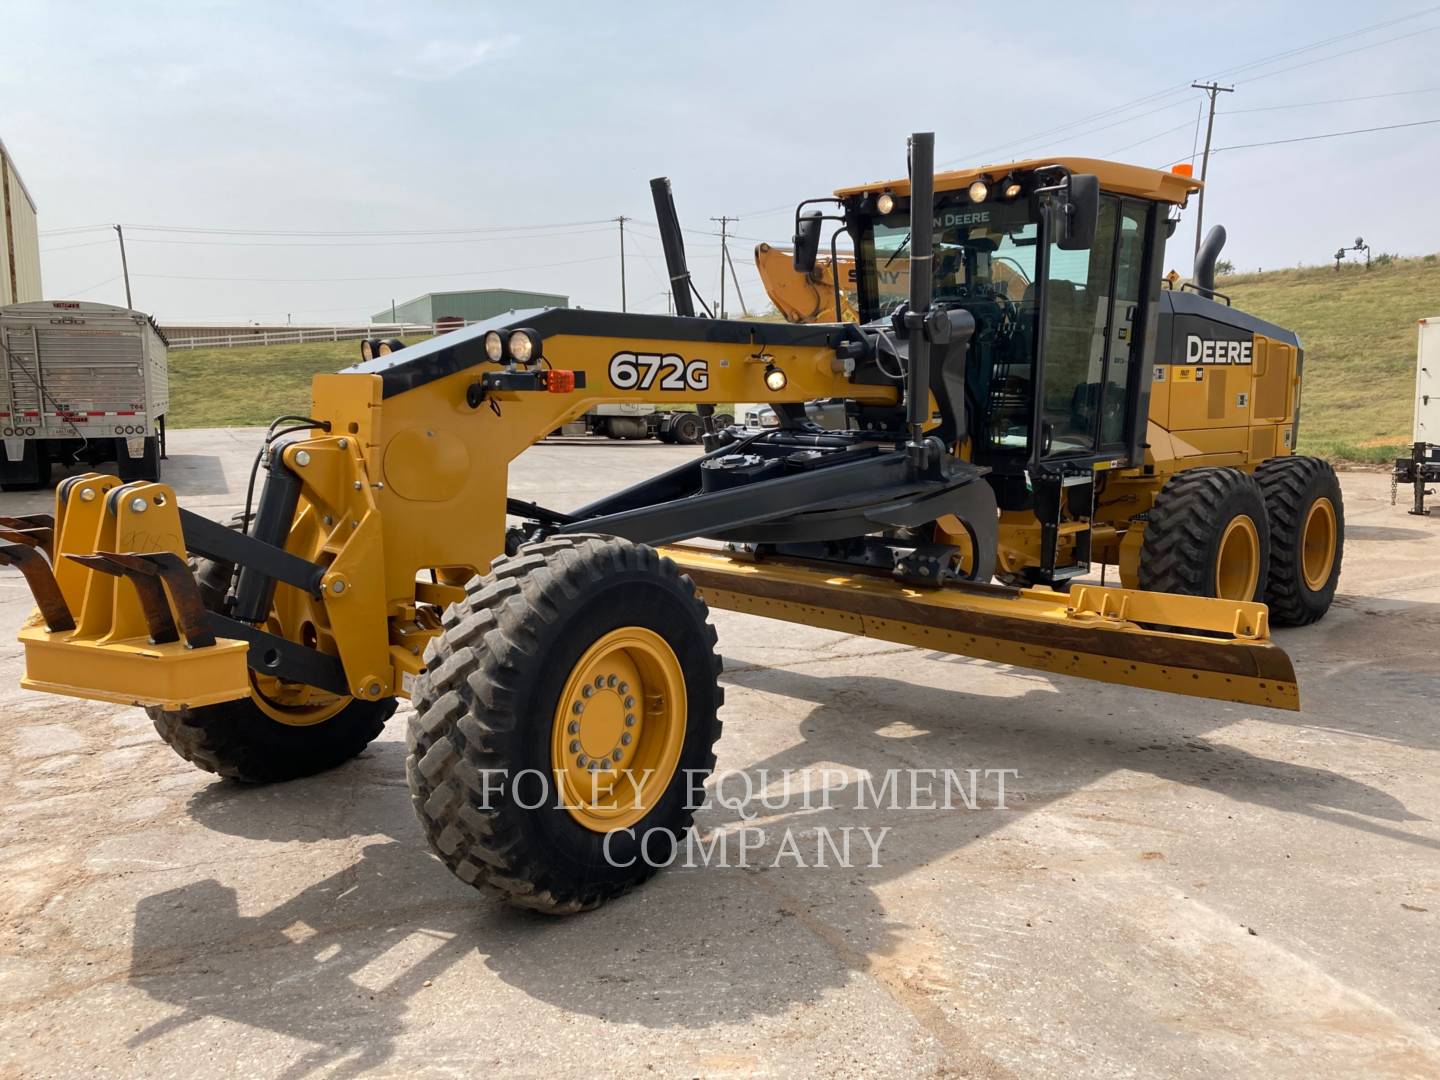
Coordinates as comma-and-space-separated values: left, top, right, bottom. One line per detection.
508, 328, 541, 364
482, 330, 505, 363
764, 363, 788, 392
1001, 179, 1022, 200
968, 180, 989, 203
876, 193, 895, 214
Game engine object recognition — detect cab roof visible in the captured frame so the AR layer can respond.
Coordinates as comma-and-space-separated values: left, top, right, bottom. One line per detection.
835, 156, 1201, 206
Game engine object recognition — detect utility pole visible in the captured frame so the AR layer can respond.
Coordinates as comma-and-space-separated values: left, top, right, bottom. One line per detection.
723, 243, 749, 317
615, 216, 630, 312
710, 215, 736, 319
1191, 81, 1234, 264
114, 224, 133, 309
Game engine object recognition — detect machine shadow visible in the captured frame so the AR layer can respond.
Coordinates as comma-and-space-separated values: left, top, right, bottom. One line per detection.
127, 655, 1432, 1061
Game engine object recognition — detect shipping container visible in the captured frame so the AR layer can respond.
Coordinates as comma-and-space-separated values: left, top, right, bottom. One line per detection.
1, 300, 168, 489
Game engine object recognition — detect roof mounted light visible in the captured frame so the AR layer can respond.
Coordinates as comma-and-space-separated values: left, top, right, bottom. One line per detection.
876, 192, 895, 214
1001, 176, 1022, 200
968, 180, 989, 203
508, 328, 542, 364
482, 330, 505, 363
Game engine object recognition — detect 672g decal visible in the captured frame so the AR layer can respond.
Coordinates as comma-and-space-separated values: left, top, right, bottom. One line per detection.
608, 352, 709, 392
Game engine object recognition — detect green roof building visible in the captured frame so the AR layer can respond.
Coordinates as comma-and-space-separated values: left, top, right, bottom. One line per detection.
372, 288, 568, 326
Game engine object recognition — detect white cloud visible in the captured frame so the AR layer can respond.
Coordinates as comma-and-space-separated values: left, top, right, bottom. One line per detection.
398, 35, 515, 81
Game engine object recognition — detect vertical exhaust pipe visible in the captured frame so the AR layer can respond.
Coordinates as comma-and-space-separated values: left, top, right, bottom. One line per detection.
1193, 224, 1227, 298
905, 132, 936, 471
650, 177, 697, 318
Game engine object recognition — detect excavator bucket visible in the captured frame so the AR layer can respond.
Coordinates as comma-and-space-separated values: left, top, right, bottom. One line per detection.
664, 545, 1298, 711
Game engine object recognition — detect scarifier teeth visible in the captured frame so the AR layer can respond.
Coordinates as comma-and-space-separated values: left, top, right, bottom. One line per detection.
64, 551, 216, 648
0, 544, 75, 632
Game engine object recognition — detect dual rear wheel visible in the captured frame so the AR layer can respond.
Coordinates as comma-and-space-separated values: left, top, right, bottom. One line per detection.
1138, 457, 1343, 625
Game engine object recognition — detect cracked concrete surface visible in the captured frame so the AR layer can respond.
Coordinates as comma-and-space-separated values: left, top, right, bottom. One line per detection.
0, 430, 1437, 1078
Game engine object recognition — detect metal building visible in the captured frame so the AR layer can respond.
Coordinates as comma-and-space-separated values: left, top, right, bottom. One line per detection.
372, 288, 567, 326
0, 137, 41, 306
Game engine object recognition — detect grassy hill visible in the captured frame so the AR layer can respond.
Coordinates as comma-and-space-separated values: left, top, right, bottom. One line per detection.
168, 338, 388, 428
1221, 254, 1437, 463
169, 259, 1438, 462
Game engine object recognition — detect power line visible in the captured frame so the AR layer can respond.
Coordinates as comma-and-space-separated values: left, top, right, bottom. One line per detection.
41, 218, 615, 239
133, 253, 617, 284
1211, 117, 1440, 152
1222, 86, 1440, 113
42, 225, 618, 251
945, 6, 1440, 165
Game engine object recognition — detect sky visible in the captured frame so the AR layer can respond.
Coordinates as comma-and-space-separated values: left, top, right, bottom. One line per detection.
5, 0, 1440, 324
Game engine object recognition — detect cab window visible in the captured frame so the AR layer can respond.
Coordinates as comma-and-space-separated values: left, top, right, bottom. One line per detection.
1038, 195, 1151, 458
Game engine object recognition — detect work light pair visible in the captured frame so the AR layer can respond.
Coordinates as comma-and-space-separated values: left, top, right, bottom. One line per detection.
483, 328, 543, 364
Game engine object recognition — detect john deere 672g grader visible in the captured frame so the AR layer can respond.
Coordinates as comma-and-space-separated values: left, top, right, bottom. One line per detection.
3, 134, 1327, 913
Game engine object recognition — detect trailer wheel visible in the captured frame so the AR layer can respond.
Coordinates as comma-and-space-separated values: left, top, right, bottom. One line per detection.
117, 436, 161, 482
406, 536, 723, 913
671, 412, 703, 445
146, 527, 395, 782
1255, 456, 1344, 626
1139, 467, 1270, 602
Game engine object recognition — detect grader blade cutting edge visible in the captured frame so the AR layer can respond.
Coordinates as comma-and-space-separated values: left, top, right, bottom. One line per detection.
662, 545, 1298, 711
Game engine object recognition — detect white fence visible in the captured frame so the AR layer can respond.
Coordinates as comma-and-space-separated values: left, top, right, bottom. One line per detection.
165, 322, 466, 350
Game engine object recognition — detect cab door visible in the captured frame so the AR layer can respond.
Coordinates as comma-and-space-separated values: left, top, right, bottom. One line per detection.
1033, 196, 1155, 464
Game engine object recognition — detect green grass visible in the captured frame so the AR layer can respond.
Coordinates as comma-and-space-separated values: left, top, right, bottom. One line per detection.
1219, 254, 1437, 463
169, 339, 379, 428
170, 259, 1436, 464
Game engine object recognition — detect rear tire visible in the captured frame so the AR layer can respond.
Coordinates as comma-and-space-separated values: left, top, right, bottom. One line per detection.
406, 536, 723, 913
1255, 456, 1344, 626
671, 412, 703, 445
1139, 467, 1270, 602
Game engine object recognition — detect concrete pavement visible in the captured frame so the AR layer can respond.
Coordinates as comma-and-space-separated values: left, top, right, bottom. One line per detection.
0, 429, 1437, 1078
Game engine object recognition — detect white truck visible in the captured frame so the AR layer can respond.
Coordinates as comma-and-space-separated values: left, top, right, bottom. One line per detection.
1, 300, 167, 490
1392, 316, 1440, 515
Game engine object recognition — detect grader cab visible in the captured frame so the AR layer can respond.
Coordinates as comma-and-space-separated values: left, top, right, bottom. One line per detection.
765, 154, 1343, 619
4, 134, 1303, 913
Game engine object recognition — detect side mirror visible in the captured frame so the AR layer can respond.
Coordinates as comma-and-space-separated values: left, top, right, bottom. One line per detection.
793, 210, 822, 274
1058, 173, 1099, 251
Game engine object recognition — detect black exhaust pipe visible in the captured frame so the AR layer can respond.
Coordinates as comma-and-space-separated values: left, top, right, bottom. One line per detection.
1193, 224, 1227, 298
650, 177, 697, 318
905, 132, 935, 471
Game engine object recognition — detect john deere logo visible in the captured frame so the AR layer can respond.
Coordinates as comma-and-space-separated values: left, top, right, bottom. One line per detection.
1185, 335, 1252, 365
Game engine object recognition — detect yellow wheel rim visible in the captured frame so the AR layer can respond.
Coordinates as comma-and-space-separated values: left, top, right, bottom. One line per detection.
248, 670, 350, 727
1215, 514, 1261, 600
551, 626, 686, 833
1301, 496, 1337, 591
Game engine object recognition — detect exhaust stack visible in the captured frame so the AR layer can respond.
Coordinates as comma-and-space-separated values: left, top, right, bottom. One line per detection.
1193, 224, 1227, 298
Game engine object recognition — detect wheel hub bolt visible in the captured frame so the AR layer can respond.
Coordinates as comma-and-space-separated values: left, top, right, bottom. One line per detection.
624, 696, 635, 709
569, 740, 580, 753
572, 701, 584, 714
624, 714, 636, 727
618, 682, 629, 694
581, 685, 593, 699
612, 750, 623, 763
577, 755, 588, 768
568, 720, 580, 734
593, 676, 604, 689
606, 674, 617, 688
620, 732, 632, 745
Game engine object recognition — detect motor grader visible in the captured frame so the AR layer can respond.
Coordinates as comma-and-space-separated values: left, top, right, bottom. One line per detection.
3, 134, 1305, 914
759, 162, 1343, 621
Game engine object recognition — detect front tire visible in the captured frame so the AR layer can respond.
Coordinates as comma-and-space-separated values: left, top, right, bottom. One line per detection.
1255, 456, 1344, 626
148, 696, 395, 783
146, 527, 395, 782
406, 536, 723, 913
1139, 467, 1270, 601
